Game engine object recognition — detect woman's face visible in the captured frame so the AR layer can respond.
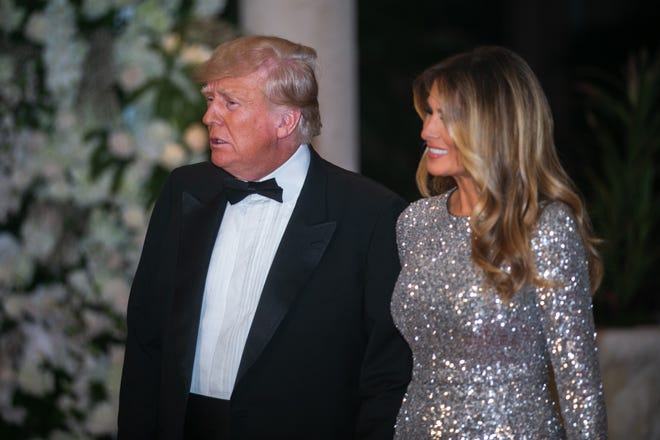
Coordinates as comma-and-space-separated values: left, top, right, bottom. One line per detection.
421, 82, 469, 180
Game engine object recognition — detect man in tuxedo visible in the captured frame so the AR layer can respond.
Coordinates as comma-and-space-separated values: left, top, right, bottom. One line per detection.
118, 35, 412, 440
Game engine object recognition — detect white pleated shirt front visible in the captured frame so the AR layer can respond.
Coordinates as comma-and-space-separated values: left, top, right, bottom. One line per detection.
190, 145, 310, 399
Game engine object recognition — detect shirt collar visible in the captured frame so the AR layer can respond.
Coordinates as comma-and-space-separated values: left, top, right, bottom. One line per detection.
259, 144, 310, 203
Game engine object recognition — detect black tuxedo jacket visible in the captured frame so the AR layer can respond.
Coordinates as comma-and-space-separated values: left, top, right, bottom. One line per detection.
118, 148, 412, 439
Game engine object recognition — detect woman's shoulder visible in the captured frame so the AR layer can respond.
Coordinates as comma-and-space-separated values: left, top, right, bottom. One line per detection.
534, 200, 582, 248
537, 200, 577, 230
397, 191, 453, 227
404, 191, 451, 215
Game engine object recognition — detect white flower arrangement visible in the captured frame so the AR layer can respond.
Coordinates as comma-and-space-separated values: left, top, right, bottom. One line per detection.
0, 0, 232, 437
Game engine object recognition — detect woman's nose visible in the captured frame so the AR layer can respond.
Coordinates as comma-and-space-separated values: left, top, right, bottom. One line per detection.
420, 117, 433, 140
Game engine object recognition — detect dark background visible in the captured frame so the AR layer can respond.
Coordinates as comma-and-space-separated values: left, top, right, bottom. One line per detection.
221, 0, 660, 324
221, 0, 660, 198
356, 0, 660, 200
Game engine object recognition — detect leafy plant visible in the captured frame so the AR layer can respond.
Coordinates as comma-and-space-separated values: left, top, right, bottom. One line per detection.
578, 50, 660, 326
0, 0, 234, 437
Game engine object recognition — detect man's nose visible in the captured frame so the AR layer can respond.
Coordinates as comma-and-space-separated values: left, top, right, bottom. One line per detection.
202, 105, 223, 126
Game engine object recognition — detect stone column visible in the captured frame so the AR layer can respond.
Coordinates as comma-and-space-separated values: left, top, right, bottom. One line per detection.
239, 0, 358, 171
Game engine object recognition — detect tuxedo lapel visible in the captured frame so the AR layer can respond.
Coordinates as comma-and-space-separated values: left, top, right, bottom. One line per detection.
235, 151, 336, 384
166, 184, 228, 385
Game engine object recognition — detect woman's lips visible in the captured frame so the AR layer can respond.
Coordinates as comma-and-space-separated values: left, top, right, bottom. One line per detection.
427, 147, 448, 156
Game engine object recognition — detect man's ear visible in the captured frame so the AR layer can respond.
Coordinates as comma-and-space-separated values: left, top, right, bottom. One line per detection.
276, 108, 302, 139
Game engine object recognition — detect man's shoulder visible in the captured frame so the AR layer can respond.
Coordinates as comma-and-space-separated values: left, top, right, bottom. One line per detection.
170, 161, 216, 179
167, 161, 221, 187
162, 161, 224, 200
318, 157, 404, 203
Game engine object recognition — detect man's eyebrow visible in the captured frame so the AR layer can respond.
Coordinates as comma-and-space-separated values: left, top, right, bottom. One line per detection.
200, 84, 236, 98
201, 84, 217, 95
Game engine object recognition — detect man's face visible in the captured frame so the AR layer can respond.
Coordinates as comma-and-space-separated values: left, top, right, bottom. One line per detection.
201, 70, 286, 181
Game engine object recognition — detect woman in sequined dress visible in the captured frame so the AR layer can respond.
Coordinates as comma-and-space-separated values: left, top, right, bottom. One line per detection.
391, 46, 608, 439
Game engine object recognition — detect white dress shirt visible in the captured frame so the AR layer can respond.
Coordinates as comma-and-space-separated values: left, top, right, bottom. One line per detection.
190, 145, 310, 399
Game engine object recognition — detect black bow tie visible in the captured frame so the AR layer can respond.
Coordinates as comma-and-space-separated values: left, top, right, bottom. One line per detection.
223, 175, 283, 204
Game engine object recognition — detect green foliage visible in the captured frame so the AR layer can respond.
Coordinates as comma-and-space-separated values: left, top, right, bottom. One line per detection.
578, 50, 660, 325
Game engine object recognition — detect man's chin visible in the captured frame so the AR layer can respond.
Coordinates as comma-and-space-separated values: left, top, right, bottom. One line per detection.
210, 152, 230, 168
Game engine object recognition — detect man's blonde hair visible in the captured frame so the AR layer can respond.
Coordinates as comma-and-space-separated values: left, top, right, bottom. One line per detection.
195, 35, 321, 143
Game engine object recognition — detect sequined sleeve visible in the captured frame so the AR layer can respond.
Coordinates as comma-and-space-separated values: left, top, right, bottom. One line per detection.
395, 203, 418, 263
533, 203, 608, 438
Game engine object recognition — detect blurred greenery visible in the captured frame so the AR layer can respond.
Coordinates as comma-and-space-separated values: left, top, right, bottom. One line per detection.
578, 50, 660, 326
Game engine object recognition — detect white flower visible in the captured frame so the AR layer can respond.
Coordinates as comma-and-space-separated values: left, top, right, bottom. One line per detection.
0, 171, 20, 222
179, 43, 212, 66
3, 294, 25, 319
118, 64, 146, 93
4, 254, 34, 289
114, 34, 164, 92
118, 158, 154, 204
137, 119, 176, 161
0, 54, 14, 82
42, 0, 88, 109
133, 0, 174, 34
183, 122, 209, 153
44, 37, 88, 108
0, 0, 26, 34
122, 204, 147, 231
68, 168, 114, 206
85, 401, 117, 435
20, 203, 63, 261
55, 109, 78, 131
0, 403, 26, 425
17, 334, 56, 396
81, 0, 112, 20
67, 269, 92, 294
109, 130, 136, 158
191, 0, 228, 18
24, 11, 48, 43
25, 284, 68, 323
0, 232, 20, 284
160, 142, 186, 169
100, 277, 130, 315
11, 129, 48, 191
1, 0, 230, 435
82, 309, 113, 337
148, 120, 175, 144
69, 355, 94, 411
161, 32, 181, 53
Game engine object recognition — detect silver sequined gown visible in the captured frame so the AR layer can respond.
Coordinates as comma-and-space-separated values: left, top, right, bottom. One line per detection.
391, 191, 607, 439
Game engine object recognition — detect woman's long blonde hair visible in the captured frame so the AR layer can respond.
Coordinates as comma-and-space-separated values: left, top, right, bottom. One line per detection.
413, 46, 602, 299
